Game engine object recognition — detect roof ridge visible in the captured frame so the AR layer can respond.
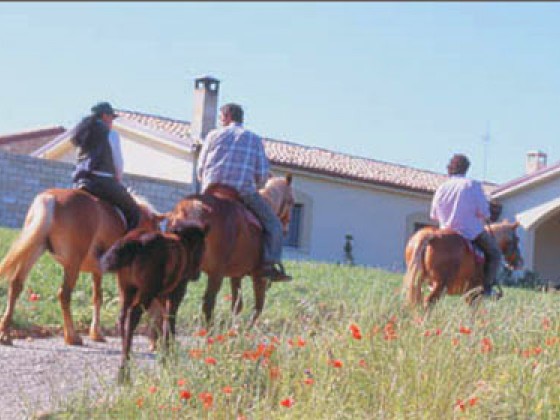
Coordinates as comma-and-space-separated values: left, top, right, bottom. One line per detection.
117, 109, 190, 125
0, 126, 65, 140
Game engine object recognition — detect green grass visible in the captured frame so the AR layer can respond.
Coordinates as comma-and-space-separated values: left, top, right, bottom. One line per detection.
2, 227, 560, 418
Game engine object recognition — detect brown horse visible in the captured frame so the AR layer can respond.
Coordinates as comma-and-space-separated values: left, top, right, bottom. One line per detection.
165, 174, 294, 326
0, 188, 164, 345
403, 220, 523, 310
101, 222, 208, 382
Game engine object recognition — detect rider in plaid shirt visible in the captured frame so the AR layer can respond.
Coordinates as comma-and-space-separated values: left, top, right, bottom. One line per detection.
197, 103, 292, 282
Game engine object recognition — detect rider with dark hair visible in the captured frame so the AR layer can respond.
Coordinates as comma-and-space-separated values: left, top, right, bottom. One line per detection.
430, 153, 501, 297
72, 102, 140, 231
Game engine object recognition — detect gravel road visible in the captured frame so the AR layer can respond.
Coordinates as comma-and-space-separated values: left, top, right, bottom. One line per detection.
0, 335, 158, 419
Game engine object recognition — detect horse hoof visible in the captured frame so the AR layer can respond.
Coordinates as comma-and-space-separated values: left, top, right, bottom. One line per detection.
89, 331, 106, 343
65, 335, 83, 346
0, 332, 13, 346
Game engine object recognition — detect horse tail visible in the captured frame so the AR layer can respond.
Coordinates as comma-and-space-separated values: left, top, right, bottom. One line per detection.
403, 233, 434, 307
0, 193, 54, 282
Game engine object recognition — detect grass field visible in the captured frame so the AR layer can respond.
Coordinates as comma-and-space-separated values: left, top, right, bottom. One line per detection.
1, 227, 560, 419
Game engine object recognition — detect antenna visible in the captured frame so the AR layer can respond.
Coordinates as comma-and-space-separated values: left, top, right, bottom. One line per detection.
481, 122, 491, 181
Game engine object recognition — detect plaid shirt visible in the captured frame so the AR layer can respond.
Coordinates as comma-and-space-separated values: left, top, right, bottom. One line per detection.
197, 122, 270, 195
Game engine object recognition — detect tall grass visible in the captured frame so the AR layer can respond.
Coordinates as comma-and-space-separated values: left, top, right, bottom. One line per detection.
1, 227, 559, 418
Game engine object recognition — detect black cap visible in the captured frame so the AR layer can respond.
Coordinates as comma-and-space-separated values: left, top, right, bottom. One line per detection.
91, 102, 118, 118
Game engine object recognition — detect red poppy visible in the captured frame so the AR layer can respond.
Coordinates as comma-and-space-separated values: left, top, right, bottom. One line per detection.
177, 378, 187, 386
207, 337, 215, 345
454, 399, 465, 411
359, 359, 367, 368
179, 390, 192, 400
223, 386, 233, 394
28, 294, 39, 302
304, 378, 314, 385
216, 335, 225, 343
149, 386, 158, 394
468, 397, 478, 407
194, 329, 208, 337
224, 294, 233, 301
329, 359, 343, 368
480, 338, 493, 353
459, 326, 472, 335
205, 357, 217, 365
136, 397, 144, 408
227, 329, 238, 337
280, 398, 294, 408
542, 317, 551, 330
198, 392, 213, 409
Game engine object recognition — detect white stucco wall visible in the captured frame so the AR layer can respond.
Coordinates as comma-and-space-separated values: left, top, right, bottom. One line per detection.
533, 217, 560, 282
118, 131, 193, 184
277, 170, 433, 271
495, 175, 560, 273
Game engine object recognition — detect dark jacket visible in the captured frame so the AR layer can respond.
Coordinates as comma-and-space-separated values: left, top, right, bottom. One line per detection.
72, 117, 116, 182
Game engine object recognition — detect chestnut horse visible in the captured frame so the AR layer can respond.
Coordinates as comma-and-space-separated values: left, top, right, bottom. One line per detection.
165, 174, 294, 326
404, 220, 523, 310
0, 188, 163, 345
101, 222, 208, 382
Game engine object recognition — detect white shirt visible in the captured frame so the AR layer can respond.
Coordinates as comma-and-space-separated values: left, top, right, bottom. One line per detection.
430, 175, 490, 240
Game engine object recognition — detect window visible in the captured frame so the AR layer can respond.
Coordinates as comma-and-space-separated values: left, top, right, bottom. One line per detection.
284, 204, 303, 248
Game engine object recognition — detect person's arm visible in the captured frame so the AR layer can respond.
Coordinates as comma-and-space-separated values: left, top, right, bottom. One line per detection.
254, 135, 270, 189
430, 189, 440, 222
108, 130, 124, 181
197, 133, 212, 182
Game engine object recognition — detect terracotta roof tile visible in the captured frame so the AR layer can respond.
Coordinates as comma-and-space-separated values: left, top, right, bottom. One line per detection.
116, 110, 191, 141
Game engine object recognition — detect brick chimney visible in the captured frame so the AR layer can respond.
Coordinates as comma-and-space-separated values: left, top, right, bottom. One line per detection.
526, 150, 547, 175
191, 75, 220, 141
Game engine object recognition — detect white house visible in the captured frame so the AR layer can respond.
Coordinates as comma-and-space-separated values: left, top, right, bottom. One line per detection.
29, 76, 560, 281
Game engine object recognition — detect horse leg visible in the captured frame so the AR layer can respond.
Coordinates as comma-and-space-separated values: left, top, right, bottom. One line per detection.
202, 274, 223, 325
58, 265, 82, 345
146, 299, 164, 352
89, 272, 105, 342
230, 277, 243, 315
119, 296, 143, 384
249, 275, 267, 328
0, 247, 45, 345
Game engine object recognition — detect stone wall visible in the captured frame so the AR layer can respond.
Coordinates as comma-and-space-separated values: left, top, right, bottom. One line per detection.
0, 151, 192, 228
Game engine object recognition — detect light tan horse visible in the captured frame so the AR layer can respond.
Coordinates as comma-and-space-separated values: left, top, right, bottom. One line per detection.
404, 220, 523, 310
165, 174, 294, 326
0, 188, 164, 345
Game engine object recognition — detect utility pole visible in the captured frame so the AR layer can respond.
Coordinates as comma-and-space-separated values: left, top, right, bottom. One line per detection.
481, 122, 491, 181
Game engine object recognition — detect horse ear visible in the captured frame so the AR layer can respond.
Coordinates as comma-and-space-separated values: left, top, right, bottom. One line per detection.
286, 173, 292, 185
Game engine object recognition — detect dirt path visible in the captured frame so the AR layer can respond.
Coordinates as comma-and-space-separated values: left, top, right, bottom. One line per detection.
0, 335, 158, 419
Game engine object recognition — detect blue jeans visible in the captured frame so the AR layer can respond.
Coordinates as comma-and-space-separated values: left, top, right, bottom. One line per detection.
241, 192, 283, 264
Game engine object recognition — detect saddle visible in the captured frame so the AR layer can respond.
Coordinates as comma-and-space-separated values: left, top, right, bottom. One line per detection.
205, 184, 262, 231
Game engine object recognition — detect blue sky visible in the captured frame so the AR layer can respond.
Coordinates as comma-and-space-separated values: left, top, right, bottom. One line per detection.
1, 2, 559, 184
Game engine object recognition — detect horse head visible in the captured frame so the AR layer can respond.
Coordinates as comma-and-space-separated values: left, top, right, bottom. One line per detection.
170, 220, 210, 281
491, 220, 523, 270
261, 174, 295, 234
